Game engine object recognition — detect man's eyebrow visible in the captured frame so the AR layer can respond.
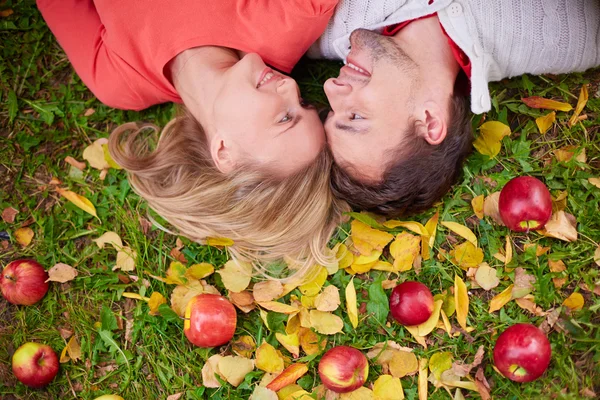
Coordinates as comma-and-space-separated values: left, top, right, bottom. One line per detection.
335, 122, 368, 134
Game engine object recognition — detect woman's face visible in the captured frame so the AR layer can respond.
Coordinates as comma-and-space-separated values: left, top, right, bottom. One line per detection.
210, 53, 325, 176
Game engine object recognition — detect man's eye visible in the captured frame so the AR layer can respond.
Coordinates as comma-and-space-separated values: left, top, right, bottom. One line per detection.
279, 113, 292, 123
350, 113, 364, 120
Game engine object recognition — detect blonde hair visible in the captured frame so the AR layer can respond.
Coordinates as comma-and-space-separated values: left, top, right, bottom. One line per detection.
108, 107, 348, 281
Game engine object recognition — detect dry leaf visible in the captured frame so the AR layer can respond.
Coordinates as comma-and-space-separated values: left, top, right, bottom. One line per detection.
55, 187, 99, 219
253, 280, 284, 303
232, 335, 256, 358
521, 96, 573, 111
166, 394, 183, 400
0, 9, 14, 17
471, 195, 484, 219
218, 356, 255, 387
310, 310, 344, 335
258, 301, 299, 314
383, 220, 428, 235
298, 327, 326, 356
429, 352, 453, 381
512, 268, 536, 298
255, 342, 285, 373
405, 300, 443, 338
2, 207, 18, 223
454, 275, 469, 330
554, 145, 585, 163
202, 355, 224, 388
390, 232, 421, 272
449, 242, 484, 270
473, 121, 511, 158
483, 192, 504, 225
64, 156, 86, 171
515, 296, 546, 316
299, 266, 328, 296
185, 263, 214, 280
489, 285, 514, 313
82, 138, 110, 170
373, 375, 404, 400
535, 111, 556, 134
563, 292, 584, 311
93, 231, 123, 249
594, 246, 600, 267
14, 227, 34, 247
59, 336, 82, 363
148, 292, 167, 316
589, 178, 600, 189
275, 332, 300, 358
266, 363, 308, 392
46, 263, 78, 283
314, 285, 341, 312
474, 264, 499, 291
568, 84, 588, 127
441, 221, 477, 246
418, 358, 428, 400
350, 220, 394, 255
218, 260, 253, 292
250, 386, 278, 400
115, 246, 137, 272
346, 278, 359, 328
170, 281, 205, 316
389, 351, 419, 378
540, 211, 578, 242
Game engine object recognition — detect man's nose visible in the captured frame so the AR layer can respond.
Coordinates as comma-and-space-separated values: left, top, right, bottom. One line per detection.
324, 78, 352, 97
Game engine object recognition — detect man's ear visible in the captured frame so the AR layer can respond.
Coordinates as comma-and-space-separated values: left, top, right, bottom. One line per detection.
415, 100, 447, 145
210, 135, 235, 174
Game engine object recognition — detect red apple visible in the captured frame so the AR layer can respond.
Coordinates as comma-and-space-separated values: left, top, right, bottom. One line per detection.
184, 294, 237, 347
1, 259, 49, 305
318, 346, 369, 393
499, 176, 552, 232
12, 342, 59, 388
389, 281, 434, 326
493, 323, 551, 382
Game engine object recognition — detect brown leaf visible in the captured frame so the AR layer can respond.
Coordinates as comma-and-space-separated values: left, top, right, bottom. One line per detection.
65, 156, 86, 171
229, 291, 256, 313
521, 96, 572, 111
539, 211, 578, 242
14, 227, 34, 247
483, 192, 504, 225
539, 308, 561, 334
253, 280, 284, 302
515, 296, 546, 316
59, 336, 82, 363
46, 263, 78, 283
1, 207, 18, 223
474, 367, 491, 400
0, 9, 14, 17
512, 268, 536, 298
166, 393, 183, 400
314, 285, 341, 312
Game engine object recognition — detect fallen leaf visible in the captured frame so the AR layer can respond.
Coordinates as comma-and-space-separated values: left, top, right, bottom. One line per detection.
14, 227, 34, 247
589, 178, 600, 189
450, 346, 485, 378
255, 342, 285, 373
249, 386, 278, 400
339, 387, 373, 399
266, 363, 308, 392
489, 285, 514, 313
521, 96, 573, 111
55, 187, 98, 219
185, 263, 214, 280
2, 207, 18, 223
441, 221, 477, 247
473, 121, 511, 158
232, 335, 256, 358
166, 394, 183, 400
258, 301, 299, 314
449, 242, 484, 270
170, 281, 205, 316
206, 237, 234, 247
383, 220, 428, 236
373, 375, 404, 400
454, 275, 469, 330
568, 84, 588, 127
351, 220, 394, 256
46, 263, 78, 283
64, 156, 86, 171
523, 243, 551, 257
539, 211, 578, 242
298, 327, 326, 356
309, 310, 344, 335
148, 292, 167, 316
515, 296, 546, 316
474, 264, 499, 291
346, 278, 359, 329
218, 356, 255, 387
549, 259, 567, 273
554, 145, 585, 163
483, 192, 504, 225
253, 280, 284, 303
0, 9, 14, 17
82, 138, 111, 170
405, 300, 443, 338
299, 266, 328, 296
389, 350, 419, 378
424, 212, 439, 261
552, 191, 568, 213
418, 358, 428, 400
390, 232, 421, 272
504, 236, 513, 265
275, 332, 299, 358
314, 285, 341, 312
428, 352, 453, 381
471, 195, 484, 219
202, 355, 224, 388
218, 260, 253, 292
594, 246, 600, 267
563, 292, 584, 311
114, 246, 137, 271
536, 111, 556, 134
93, 231, 123, 250
512, 268, 536, 298
336, 243, 355, 270
59, 336, 82, 363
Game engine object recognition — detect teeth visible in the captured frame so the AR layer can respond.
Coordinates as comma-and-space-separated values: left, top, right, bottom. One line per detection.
347, 62, 367, 74
257, 72, 274, 88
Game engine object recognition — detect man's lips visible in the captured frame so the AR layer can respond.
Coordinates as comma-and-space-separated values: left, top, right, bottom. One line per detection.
345, 57, 371, 77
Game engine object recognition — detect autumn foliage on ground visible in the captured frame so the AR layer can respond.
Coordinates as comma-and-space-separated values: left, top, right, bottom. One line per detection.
1, 2, 600, 399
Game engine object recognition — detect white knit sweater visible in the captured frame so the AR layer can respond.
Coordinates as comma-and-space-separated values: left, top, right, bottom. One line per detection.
308, 0, 600, 114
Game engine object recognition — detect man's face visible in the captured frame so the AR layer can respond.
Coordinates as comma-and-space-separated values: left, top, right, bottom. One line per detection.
324, 29, 419, 182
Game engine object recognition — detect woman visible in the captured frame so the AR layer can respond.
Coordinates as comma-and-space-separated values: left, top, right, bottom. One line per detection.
37, 0, 348, 279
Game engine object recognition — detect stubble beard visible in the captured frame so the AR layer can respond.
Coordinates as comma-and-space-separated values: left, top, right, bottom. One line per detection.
350, 29, 418, 72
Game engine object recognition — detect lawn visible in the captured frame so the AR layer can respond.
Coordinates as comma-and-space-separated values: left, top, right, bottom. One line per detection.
1, 1, 599, 399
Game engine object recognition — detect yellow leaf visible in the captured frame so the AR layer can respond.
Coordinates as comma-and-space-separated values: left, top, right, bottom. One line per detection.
275, 332, 300, 358
594, 246, 600, 267
588, 178, 600, 189
249, 386, 278, 400
389, 350, 418, 378
185, 263, 214, 280
300, 294, 316, 309
390, 232, 420, 272
254, 280, 284, 303
202, 355, 224, 388
424, 212, 439, 260
218, 356, 255, 387
339, 387, 373, 400
505, 235, 513, 265
539, 211, 578, 242
474, 264, 499, 291
218, 260, 253, 292
46, 262, 78, 283
428, 352, 453, 381
483, 192, 504, 225
454, 275, 468, 330
258, 302, 300, 315
568, 84, 588, 127
405, 300, 443, 338
83, 138, 111, 170
372, 260, 395, 272
336, 243, 355, 269
93, 231, 123, 249
309, 310, 344, 335
122, 292, 149, 301
148, 292, 167, 316
489, 284, 514, 313
418, 358, 428, 400
521, 96, 573, 111
14, 227, 34, 247
351, 220, 394, 256
170, 281, 205, 316
101, 143, 122, 169
473, 121, 511, 158
351, 259, 378, 274
299, 266, 327, 296
353, 250, 382, 265
256, 342, 285, 373
562, 292, 584, 311
164, 261, 188, 285
298, 327, 326, 356
441, 221, 477, 247
471, 195, 484, 219
115, 246, 137, 272
373, 375, 404, 400
346, 278, 359, 329
449, 242, 484, 270
206, 237, 234, 247
314, 285, 340, 312
383, 220, 428, 236
535, 111, 556, 134
56, 187, 99, 219
231, 335, 256, 358
59, 336, 81, 363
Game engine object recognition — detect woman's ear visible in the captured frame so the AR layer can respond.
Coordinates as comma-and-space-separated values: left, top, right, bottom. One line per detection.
415, 100, 448, 145
210, 135, 235, 174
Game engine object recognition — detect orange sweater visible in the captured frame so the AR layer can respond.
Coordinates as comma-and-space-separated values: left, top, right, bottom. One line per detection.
37, 0, 338, 110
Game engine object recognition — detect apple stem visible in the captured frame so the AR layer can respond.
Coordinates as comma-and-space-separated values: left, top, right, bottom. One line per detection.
4, 274, 15, 282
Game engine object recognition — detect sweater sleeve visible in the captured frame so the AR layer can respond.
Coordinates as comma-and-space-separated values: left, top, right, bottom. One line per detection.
36, 0, 147, 110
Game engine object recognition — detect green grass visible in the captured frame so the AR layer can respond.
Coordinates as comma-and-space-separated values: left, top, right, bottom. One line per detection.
1, 1, 599, 399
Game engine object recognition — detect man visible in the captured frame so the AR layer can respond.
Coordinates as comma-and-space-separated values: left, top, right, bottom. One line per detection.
309, 0, 600, 217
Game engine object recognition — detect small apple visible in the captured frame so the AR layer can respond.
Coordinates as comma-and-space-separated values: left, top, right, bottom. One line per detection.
184, 294, 237, 347
318, 346, 369, 393
499, 176, 552, 232
493, 323, 551, 382
12, 342, 59, 388
1, 259, 49, 305
389, 281, 434, 326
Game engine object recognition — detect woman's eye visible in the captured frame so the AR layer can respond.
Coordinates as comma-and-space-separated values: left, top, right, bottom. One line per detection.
279, 113, 292, 123
350, 113, 364, 120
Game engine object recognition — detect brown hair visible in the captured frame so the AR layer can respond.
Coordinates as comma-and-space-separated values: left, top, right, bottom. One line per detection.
108, 107, 348, 281
331, 93, 472, 217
